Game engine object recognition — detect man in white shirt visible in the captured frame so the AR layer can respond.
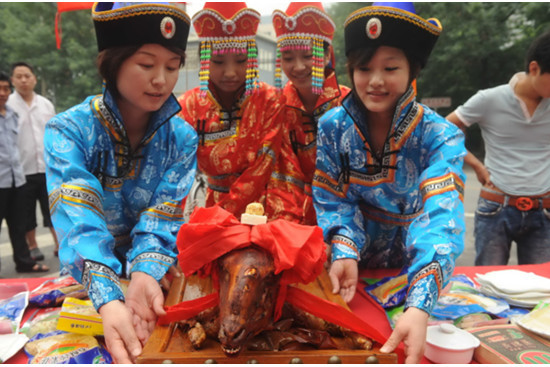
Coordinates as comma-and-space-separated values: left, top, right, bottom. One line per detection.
446, 30, 550, 266
8, 62, 58, 261
0, 71, 49, 273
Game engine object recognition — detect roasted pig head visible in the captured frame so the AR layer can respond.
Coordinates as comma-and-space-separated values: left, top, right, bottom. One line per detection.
217, 245, 281, 356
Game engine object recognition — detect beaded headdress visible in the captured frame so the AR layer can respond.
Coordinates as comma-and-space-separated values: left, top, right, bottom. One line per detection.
272, 2, 335, 94
92, 2, 190, 52
192, 2, 261, 98
344, 2, 441, 68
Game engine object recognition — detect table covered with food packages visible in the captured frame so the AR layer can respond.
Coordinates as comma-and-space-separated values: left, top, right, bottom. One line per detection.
1, 261, 550, 364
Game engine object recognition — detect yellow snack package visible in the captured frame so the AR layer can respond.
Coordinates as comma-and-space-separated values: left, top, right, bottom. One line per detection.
57, 297, 103, 336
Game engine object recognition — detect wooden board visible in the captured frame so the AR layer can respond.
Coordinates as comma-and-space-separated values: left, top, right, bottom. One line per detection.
138, 269, 397, 364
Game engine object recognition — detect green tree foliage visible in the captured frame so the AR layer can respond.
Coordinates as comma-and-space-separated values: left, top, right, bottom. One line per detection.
1, 3, 549, 119
0, 3, 99, 112
522, 2, 550, 38
417, 3, 526, 108
325, 2, 365, 87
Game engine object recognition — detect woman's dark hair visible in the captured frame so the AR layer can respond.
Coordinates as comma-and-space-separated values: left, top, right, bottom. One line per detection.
323, 41, 330, 54
346, 46, 421, 88
96, 45, 186, 98
323, 41, 333, 70
0, 71, 12, 88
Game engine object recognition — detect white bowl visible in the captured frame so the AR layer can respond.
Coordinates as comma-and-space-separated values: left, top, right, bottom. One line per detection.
425, 323, 480, 364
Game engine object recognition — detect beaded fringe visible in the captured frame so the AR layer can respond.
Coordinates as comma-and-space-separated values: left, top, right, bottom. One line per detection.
275, 36, 325, 95
199, 42, 211, 98
199, 38, 259, 98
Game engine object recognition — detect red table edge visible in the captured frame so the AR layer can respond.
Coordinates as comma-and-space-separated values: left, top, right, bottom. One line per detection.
4, 262, 550, 363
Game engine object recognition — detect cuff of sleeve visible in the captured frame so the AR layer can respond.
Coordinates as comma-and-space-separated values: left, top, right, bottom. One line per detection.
404, 262, 443, 314
82, 261, 125, 311
331, 234, 359, 261
454, 109, 472, 127
129, 252, 175, 282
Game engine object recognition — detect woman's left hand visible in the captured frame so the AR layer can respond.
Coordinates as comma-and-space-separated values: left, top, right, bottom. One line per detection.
328, 258, 358, 303
126, 272, 167, 345
379, 306, 429, 364
98, 300, 142, 364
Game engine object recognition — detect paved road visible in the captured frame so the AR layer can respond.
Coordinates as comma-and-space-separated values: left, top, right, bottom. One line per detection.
0, 166, 517, 280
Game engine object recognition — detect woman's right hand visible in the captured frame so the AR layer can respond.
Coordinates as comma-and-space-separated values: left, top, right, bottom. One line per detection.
99, 300, 142, 364
126, 272, 166, 346
328, 258, 358, 303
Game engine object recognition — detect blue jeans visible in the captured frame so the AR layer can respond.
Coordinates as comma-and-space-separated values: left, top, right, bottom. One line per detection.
474, 197, 550, 265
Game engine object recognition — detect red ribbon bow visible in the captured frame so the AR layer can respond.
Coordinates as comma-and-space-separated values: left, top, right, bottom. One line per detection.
177, 206, 327, 285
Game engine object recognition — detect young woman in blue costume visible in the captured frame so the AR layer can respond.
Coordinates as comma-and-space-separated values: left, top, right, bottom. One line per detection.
312, 3, 466, 363
44, 3, 197, 363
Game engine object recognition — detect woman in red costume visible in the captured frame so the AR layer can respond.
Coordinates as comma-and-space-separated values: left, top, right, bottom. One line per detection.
272, 2, 351, 224
179, 2, 305, 222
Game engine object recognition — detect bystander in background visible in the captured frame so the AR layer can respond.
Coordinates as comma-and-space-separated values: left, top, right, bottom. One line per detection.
446, 29, 550, 266
8, 61, 58, 260
0, 71, 49, 273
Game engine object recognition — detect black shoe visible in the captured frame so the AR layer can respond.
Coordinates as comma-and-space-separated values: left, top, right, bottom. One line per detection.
16, 263, 50, 273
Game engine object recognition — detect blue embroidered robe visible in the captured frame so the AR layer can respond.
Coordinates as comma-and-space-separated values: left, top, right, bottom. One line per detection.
45, 90, 198, 310
313, 87, 466, 314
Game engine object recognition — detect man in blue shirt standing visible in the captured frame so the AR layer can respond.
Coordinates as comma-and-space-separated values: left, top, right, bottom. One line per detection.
0, 72, 49, 273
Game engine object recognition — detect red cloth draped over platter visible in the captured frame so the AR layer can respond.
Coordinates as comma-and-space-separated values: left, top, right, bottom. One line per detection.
160, 206, 388, 344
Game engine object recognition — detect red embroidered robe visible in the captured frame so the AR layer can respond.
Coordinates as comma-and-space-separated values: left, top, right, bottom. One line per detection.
282, 71, 350, 224
179, 82, 305, 222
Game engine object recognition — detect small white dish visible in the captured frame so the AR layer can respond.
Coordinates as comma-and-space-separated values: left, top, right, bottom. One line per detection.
425, 323, 480, 364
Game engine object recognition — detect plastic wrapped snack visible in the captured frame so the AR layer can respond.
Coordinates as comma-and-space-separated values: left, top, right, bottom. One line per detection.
20, 308, 61, 338
57, 297, 103, 336
29, 275, 87, 307
0, 290, 29, 334
431, 274, 509, 320
24, 331, 111, 364
516, 301, 550, 340
364, 273, 408, 308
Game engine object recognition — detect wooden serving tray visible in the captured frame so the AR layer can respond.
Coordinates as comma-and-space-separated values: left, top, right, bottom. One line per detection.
138, 269, 397, 364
